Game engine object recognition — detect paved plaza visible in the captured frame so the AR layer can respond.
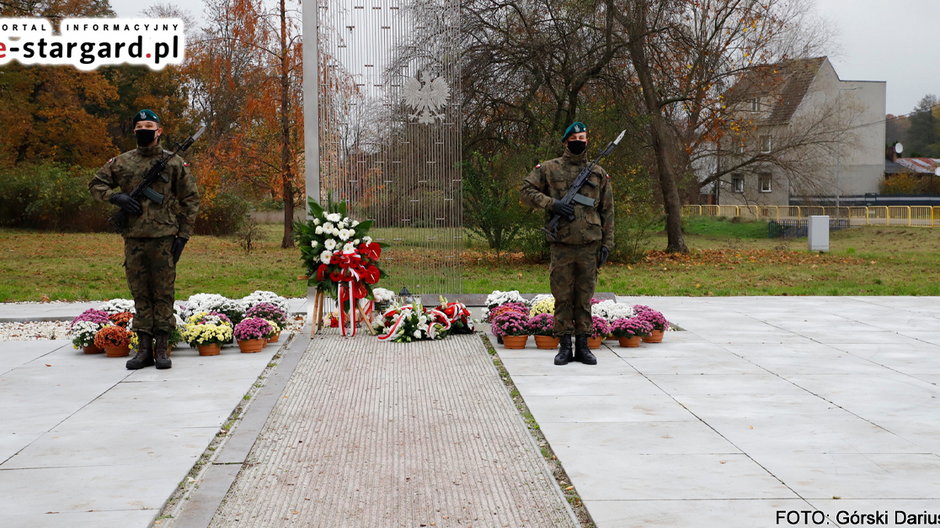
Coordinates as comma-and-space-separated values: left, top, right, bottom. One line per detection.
1, 297, 939, 527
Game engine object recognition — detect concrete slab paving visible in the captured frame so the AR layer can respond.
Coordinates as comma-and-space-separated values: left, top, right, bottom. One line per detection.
0, 331, 283, 528
502, 296, 940, 528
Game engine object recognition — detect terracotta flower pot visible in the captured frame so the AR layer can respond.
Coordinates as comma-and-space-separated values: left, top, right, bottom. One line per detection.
618, 336, 642, 348
534, 335, 560, 349
267, 332, 281, 344
642, 329, 665, 343
587, 336, 604, 349
197, 343, 222, 356
83, 344, 104, 355
104, 344, 130, 357
502, 335, 529, 349
237, 338, 266, 353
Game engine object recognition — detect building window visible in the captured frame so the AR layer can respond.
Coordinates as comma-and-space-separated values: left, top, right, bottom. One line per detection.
759, 134, 773, 153
731, 174, 744, 193
750, 98, 760, 112
759, 173, 772, 193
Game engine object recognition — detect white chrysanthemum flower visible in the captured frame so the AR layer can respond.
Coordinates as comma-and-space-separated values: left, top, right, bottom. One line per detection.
313, 218, 320, 225
314, 226, 323, 235
338, 230, 350, 241
338, 222, 346, 229
373, 288, 395, 303
323, 222, 334, 231
320, 250, 333, 264
413, 330, 422, 339
324, 239, 337, 250
352, 239, 360, 246
343, 242, 355, 251
352, 220, 360, 227
327, 213, 342, 222
311, 240, 318, 248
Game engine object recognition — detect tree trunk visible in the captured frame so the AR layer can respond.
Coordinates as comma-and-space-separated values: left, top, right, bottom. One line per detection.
623, 0, 688, 253
279, 0, 294, 248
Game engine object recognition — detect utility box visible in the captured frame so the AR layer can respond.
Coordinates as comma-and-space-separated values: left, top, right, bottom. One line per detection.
808, 215, 829, 252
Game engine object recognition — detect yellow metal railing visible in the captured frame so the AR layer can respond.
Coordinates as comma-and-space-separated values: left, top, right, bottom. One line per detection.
682, 205, 940, 227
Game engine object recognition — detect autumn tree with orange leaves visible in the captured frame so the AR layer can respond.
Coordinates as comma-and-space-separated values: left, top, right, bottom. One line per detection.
184, 0, 303, 247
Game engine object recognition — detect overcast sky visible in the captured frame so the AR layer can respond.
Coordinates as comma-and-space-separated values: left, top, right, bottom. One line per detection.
109, 0, 938, 116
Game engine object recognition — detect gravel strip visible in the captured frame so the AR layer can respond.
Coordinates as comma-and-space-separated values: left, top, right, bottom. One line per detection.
0, 321, 71, 341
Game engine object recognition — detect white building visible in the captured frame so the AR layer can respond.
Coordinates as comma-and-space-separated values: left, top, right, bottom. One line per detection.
713, 57, 885, 206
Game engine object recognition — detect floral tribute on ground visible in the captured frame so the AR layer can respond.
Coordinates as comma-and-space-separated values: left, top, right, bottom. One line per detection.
374, 299, 475, 343
295, 197, 385, 336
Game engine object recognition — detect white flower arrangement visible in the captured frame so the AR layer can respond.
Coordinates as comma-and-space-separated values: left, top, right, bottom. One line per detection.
484, 290, 526, 308
320, 250, 333, 264
591, 300, 634, 321
69, 320, 102, 348
373, 287, 395, 303
240, 290, 289, 312
98, 298, 135, 314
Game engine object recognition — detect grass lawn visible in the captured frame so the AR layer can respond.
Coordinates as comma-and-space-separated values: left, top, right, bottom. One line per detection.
2, 219, 940, 302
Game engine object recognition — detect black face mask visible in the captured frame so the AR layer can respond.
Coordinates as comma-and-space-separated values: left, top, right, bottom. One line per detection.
135, 129, 157, 147
567, 140, 587, 155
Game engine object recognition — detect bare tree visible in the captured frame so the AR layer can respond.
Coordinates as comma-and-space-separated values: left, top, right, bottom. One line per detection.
611, 0, 831, 252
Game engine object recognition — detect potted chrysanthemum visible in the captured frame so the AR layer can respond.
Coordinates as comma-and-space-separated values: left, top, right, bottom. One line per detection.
182, 311, 234, 356
588, 316, 612, 349
233, 317, 274, 353
634, 306, 669, 343
491, 311, 530, 349
527, 313, 558, 349
94, 324, 132, 357
245, 303, 288, 343
69, 308, 111, 354
610, 317, 654, 348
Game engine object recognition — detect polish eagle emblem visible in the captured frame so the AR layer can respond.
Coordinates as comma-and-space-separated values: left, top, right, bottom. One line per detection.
403, 71, 450, 124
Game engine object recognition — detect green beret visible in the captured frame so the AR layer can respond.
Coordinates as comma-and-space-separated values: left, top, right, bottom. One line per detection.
133, 109, 161, 124
561, 121, 587, 142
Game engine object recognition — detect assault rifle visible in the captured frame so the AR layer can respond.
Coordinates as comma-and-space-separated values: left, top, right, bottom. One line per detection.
109, 125, 206, 233
542, 129, 625, 242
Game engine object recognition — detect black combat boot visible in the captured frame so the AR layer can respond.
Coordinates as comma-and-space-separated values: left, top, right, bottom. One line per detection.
554, 334, 573, 365
153, 332, 172, 370
126, 332, 155, 370
574, 334, 597, 365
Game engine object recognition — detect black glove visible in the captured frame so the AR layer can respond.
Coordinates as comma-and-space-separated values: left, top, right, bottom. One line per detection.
109, 193, 142, 215
171, 237, 188, 264
597, 246, 610, 268
551, 199, 575, 218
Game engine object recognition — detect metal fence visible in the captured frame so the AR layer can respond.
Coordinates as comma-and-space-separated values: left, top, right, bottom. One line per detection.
683, 205, 940, 227
315, 0, 462, 295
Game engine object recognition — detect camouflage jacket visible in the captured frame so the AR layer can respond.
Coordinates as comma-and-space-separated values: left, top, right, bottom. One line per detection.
89, 144, 200, 239
520, 150, 614, 247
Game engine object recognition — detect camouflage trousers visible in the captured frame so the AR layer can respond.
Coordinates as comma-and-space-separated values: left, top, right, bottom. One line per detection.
124, 236, 176, 335
549, 242, 600, 336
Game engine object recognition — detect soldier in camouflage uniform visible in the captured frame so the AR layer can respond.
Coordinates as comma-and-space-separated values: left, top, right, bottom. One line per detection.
90, 110, 200, 370
521, 122, 614, 366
